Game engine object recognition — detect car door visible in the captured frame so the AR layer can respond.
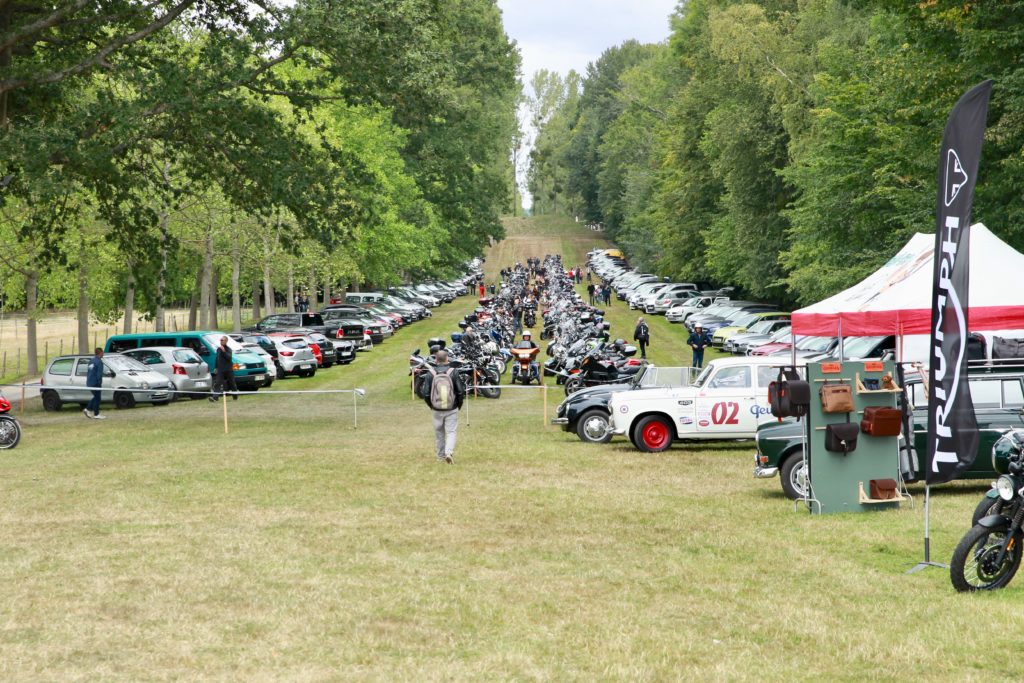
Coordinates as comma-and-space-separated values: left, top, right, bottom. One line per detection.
695, 364, 756, 437
70, 358, 93, 401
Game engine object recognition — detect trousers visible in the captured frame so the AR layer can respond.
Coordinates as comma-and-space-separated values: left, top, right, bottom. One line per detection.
432, 409, 459, 459
87, 389, 101, 415
637, 340, 648, 359
692, 350, 705, 368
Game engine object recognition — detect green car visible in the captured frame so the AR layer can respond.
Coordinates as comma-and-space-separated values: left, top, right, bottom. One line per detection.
753, 364, 1024, 499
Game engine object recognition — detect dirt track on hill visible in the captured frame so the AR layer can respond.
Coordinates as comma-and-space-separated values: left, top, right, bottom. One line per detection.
483, 216, 611, 282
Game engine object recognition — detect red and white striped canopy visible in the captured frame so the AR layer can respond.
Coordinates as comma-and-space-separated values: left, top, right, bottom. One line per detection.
791, 224, 1024, 337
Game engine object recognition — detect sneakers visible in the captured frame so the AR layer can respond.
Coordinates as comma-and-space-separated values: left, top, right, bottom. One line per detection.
83, 409, 93, 419
444, 454, 454, 465
94, 414, 106, 420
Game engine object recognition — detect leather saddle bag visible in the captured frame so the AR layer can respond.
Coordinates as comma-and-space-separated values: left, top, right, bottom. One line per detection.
825, 422, 860, 454
769, 370, 810, 418
869, 478, 898, 500
820, 383, 854, 413
861, 406, 903, 437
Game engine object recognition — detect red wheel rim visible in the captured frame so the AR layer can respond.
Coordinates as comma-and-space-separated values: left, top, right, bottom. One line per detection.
642, 421, 669, 450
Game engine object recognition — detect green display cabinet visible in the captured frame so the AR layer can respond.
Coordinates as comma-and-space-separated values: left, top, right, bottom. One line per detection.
804, 359, 909, 514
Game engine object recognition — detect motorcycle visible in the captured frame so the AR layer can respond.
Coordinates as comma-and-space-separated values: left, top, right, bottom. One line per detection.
0, 391, 22, 449
510, 346, 540, 385
409, 348, 501, 400
950, 429, 1024, 591
563, 340, 644, 396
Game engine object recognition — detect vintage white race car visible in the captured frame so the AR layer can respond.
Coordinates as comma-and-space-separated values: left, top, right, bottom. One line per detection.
609, 356, 804, 452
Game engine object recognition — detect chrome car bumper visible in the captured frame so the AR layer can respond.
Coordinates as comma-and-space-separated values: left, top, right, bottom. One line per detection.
550, 417, 569, 425
754, 465, 779, 478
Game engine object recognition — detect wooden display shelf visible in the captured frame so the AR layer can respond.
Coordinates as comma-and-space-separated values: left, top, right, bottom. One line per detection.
858, 481, 906, 505
855, 372, 901, 394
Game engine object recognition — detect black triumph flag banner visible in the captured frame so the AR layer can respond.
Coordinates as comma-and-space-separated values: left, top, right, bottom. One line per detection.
926, 80, 992, 485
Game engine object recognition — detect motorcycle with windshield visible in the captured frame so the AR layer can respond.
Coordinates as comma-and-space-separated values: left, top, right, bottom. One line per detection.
951, 429, 1024, 591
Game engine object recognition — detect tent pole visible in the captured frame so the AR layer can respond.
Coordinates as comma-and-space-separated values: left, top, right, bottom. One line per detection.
838, 317, 844, 362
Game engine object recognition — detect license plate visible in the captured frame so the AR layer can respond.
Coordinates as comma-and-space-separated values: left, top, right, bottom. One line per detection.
194, 381, 207, 388
254, 375, 265, 381
300, 364, 312, 369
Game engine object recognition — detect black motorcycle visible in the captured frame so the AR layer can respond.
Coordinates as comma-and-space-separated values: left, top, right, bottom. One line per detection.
950, 429, 1024, 591
563, 341, 644, 396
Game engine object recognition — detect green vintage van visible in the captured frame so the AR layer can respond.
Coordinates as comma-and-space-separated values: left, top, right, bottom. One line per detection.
105, 332, 271, 390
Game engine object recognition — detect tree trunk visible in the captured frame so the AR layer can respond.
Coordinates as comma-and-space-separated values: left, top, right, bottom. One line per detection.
199, 235, 212, 329
251, 280, 261, 321
287, 266, 295, 313
123, 269, 135, 334
262, 238, 274, 316
155, 162, 171, 332
77, 241, 89, 353
323, 279, 331, 310
190, 259, 203, 330
231, 241, 242, 332
308, 265, 317, 312
208, 266, 219, 329
25, 270, 38, 375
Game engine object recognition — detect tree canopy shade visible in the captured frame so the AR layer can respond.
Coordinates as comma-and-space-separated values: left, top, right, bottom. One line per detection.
528, 0, 1024, 306
0, 0, 521, 372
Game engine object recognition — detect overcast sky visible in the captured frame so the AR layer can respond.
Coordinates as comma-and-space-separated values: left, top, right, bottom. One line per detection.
496, 0, 679, 207
497, 0, 679, 83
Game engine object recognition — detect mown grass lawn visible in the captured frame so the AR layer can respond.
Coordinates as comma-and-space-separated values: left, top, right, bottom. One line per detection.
1, 216, 1022, 681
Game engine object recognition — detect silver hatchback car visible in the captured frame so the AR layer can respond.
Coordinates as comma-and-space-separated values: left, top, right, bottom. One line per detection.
123, 347, 212, 399
266, 335, 317, 378
41, 353, 172, 411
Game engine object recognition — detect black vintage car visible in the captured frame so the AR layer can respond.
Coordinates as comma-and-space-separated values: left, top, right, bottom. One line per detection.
754, 363, 1024, 499
551, 365, 695, 443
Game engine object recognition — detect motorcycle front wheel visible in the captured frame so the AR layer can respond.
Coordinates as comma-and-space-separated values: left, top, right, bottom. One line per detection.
565, 376, 584, 396
0, 416, 21, 449
478, 370, 501, 399
950, 524, 1022, 592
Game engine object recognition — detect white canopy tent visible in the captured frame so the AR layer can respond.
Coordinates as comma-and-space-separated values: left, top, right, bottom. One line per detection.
791, 223, 1024, 362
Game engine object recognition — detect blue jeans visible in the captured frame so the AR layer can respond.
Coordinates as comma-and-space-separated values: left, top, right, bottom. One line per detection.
692, 350, 705, 368
87, 389, 101, 415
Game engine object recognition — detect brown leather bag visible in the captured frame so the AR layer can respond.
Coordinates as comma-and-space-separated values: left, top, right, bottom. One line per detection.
820, 383, 854, 413
861, 406, 903, 437
869, 478, 898, 500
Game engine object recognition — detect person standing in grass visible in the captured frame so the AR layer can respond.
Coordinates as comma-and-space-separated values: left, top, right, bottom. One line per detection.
210, 336, 238, 402
633, 316, 650, 360
587, 282, 596, 304
417, 349, 465, 464
688, 325, 711, 369
84, 348, 106, 420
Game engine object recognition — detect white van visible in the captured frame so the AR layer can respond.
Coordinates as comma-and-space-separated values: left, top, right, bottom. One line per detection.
345, 292, 385, 305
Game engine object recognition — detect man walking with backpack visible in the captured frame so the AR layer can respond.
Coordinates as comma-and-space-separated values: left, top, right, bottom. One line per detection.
418, 349, 466, 464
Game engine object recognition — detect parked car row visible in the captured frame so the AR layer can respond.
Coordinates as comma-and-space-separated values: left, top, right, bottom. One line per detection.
39, 269, 479, 412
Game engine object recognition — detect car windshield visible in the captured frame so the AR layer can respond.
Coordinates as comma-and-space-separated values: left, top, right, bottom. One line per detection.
732, 313, 761, 328
283, 339, 308, 349
301, 313, 324, 326
105, 355, 148, 372
203, 334, 251, 353
768, 328, 792, 343
840, 336, 887, 358
748, 320, 776, 334
691, 364, 716, 388
797, 336, 835, 352
172, 350, 202, 363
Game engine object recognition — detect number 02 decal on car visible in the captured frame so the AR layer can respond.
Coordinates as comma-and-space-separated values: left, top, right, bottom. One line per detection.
710, 401, 740, 425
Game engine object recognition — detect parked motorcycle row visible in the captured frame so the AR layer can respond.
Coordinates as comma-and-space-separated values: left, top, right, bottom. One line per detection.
408, 255, 646, 399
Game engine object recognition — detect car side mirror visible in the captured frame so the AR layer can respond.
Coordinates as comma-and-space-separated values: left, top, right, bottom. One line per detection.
103, 369, 115, 378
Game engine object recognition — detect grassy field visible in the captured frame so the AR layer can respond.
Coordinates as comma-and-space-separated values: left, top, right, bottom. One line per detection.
0, 215, 1020, 681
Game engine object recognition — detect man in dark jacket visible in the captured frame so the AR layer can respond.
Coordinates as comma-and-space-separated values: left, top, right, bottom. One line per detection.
211, 336, 238, 401
687, 325, 711, 369
633, 317, 651, 359
417, 349, 466, 464
85, 348, 106, 419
